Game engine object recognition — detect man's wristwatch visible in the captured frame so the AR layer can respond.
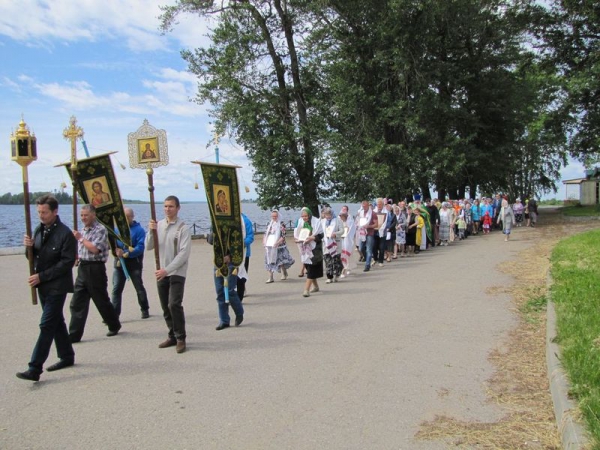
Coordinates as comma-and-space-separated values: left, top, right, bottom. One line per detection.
78, 237, 84, 243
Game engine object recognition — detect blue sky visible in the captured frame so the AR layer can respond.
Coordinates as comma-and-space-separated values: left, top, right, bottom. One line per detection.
0, 1, 586, 202
0, 0, 254, 202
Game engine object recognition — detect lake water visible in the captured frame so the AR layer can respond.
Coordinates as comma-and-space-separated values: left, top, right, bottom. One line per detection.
0, 202, 361, 248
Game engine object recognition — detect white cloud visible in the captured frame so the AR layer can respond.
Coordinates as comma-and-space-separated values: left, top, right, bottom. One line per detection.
0, 0, 211, 53
5, 68, 205, 118
1, 77, 21, 91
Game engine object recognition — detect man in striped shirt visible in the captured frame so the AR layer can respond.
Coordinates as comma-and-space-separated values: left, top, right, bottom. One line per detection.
68, 204, 122, 343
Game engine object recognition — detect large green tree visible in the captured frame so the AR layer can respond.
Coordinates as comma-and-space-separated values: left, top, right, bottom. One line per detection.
534, 0, 600, 160
160, 0, 326, 214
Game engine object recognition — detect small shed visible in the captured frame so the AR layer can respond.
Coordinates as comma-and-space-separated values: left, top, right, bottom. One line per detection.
563, 167, 600, 205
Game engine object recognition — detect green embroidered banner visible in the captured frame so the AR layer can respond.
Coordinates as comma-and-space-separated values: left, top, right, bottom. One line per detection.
198, 162, 243, 271
63, 153, 131, 248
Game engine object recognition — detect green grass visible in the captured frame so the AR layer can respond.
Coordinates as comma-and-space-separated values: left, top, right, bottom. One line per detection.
551, 228, 600, 446
561, 204, 600, 216
520, 293, 548, 324
540, 198, 564, 206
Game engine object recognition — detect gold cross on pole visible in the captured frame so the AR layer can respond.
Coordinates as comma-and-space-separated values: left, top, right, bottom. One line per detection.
63, 116, 84, 230
63, 115, 84, 169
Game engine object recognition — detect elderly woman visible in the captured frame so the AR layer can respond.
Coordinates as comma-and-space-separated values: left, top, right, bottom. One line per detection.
264, 210, 295, 283
393, 203, 407, 258
438, 202, 452, 246
294, 207, 324, 297
321, 207, 344, 283
513, 198, 524, 226
497, 199, 516, 241
405, 205, 417, 256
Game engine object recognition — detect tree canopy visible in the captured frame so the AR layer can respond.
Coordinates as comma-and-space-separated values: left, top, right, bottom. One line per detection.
160, 0, 592, 206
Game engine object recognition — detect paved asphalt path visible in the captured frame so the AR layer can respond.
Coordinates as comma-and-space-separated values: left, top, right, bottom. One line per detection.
0, 224, 534, 449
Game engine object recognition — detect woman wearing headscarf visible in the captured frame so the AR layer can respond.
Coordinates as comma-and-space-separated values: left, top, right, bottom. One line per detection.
264, 210, 295, 283
321, 207, 344, 283
438, 202, 452, 246
405, 205, 417, 256
513, 198, 524, 226
338, 208, 356, 278
294, 207, 324, 297
497, 199, 516, 241
393, 203, 407, 258
414, 206, 425, 253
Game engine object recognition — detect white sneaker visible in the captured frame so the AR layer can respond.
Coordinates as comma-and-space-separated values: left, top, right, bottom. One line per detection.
266, 278, 274, 284
339, 274, 346, 279
326, 279, 332, 284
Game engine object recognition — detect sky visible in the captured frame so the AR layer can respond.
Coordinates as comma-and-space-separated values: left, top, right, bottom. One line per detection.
0, 0, 588, 202
0, 0, 255, 202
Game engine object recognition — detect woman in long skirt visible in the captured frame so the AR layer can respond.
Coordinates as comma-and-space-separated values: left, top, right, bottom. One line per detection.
438, 202, 451, 246
321, 207, 344, 283
295, 207, 324, 297
264, 210, 295, 283
497, 199, 516, 241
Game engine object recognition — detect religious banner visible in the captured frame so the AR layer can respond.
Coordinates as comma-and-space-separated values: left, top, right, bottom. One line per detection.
127, 119, 169, 269
196, 162, 243, 272
127, 119, 169, 169
60, 152, 131, 248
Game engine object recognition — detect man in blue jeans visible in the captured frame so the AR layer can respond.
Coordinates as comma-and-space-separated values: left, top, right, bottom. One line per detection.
357, 200, 378, 272
111, 207, 150, 319
17, 194, 77, 381
214, 255, 244, 330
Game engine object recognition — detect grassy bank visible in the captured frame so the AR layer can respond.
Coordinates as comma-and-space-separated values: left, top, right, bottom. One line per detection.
550, 228, 600, 446
562, 205, 600, 216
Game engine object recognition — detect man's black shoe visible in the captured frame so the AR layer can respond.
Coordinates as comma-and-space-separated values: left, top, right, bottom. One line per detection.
215, 323, 230, 331
16, 370, 40, 382
235, 315, 243, 327
106, 324, 121, 337
69, 335, 81, 343
363, 267, 370, 272
141, 310, 150, 319
46, 360, 74, 372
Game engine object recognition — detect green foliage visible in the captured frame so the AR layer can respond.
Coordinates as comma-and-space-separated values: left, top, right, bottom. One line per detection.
551, 229, 600, 446
532, 0, 600, 158
160, 0, 575, 208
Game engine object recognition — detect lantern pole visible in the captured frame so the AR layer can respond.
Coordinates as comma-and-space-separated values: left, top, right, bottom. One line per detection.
63, 116, 84, 230
10, 116, 38, 305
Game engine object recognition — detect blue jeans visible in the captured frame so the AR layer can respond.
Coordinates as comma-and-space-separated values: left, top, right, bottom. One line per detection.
29, 293, 75, 375
214, 266, 244, 326
111, 263, 150, 316
359, 235, 374, 269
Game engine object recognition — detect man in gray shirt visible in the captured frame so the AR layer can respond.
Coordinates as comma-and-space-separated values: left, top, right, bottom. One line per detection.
146, 196, 191, 354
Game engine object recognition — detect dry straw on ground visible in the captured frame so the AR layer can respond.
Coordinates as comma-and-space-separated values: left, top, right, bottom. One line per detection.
417, 210, 599, 449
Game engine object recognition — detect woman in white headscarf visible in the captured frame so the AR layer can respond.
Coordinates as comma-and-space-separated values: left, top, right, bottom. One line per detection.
321, 206, 344, 283
294, 207, 324, 297
338, 207, 356, 277
497, 199, 516, 241
264, 210, 295, 283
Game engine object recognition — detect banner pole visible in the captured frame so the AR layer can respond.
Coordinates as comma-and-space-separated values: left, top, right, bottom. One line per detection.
147, 166, 160, 270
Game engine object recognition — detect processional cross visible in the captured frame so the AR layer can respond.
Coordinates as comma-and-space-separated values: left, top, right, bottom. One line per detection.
63, 116, 84, 230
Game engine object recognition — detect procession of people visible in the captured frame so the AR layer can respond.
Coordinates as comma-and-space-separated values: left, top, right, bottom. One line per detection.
16, 192, 538, 381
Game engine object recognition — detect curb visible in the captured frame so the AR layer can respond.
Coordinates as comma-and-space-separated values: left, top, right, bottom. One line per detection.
547, 297, 589, 448
0, 247, 23, 256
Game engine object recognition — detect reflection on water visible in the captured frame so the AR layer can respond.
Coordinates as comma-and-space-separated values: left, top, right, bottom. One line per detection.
0, 202, 361, 248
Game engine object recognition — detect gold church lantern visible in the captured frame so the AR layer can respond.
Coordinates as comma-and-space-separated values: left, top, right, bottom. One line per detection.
9, 116, 38, 305
10, 117, 37, 166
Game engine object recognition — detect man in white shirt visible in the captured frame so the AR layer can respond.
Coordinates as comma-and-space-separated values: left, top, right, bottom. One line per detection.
146, 196, 191, 354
